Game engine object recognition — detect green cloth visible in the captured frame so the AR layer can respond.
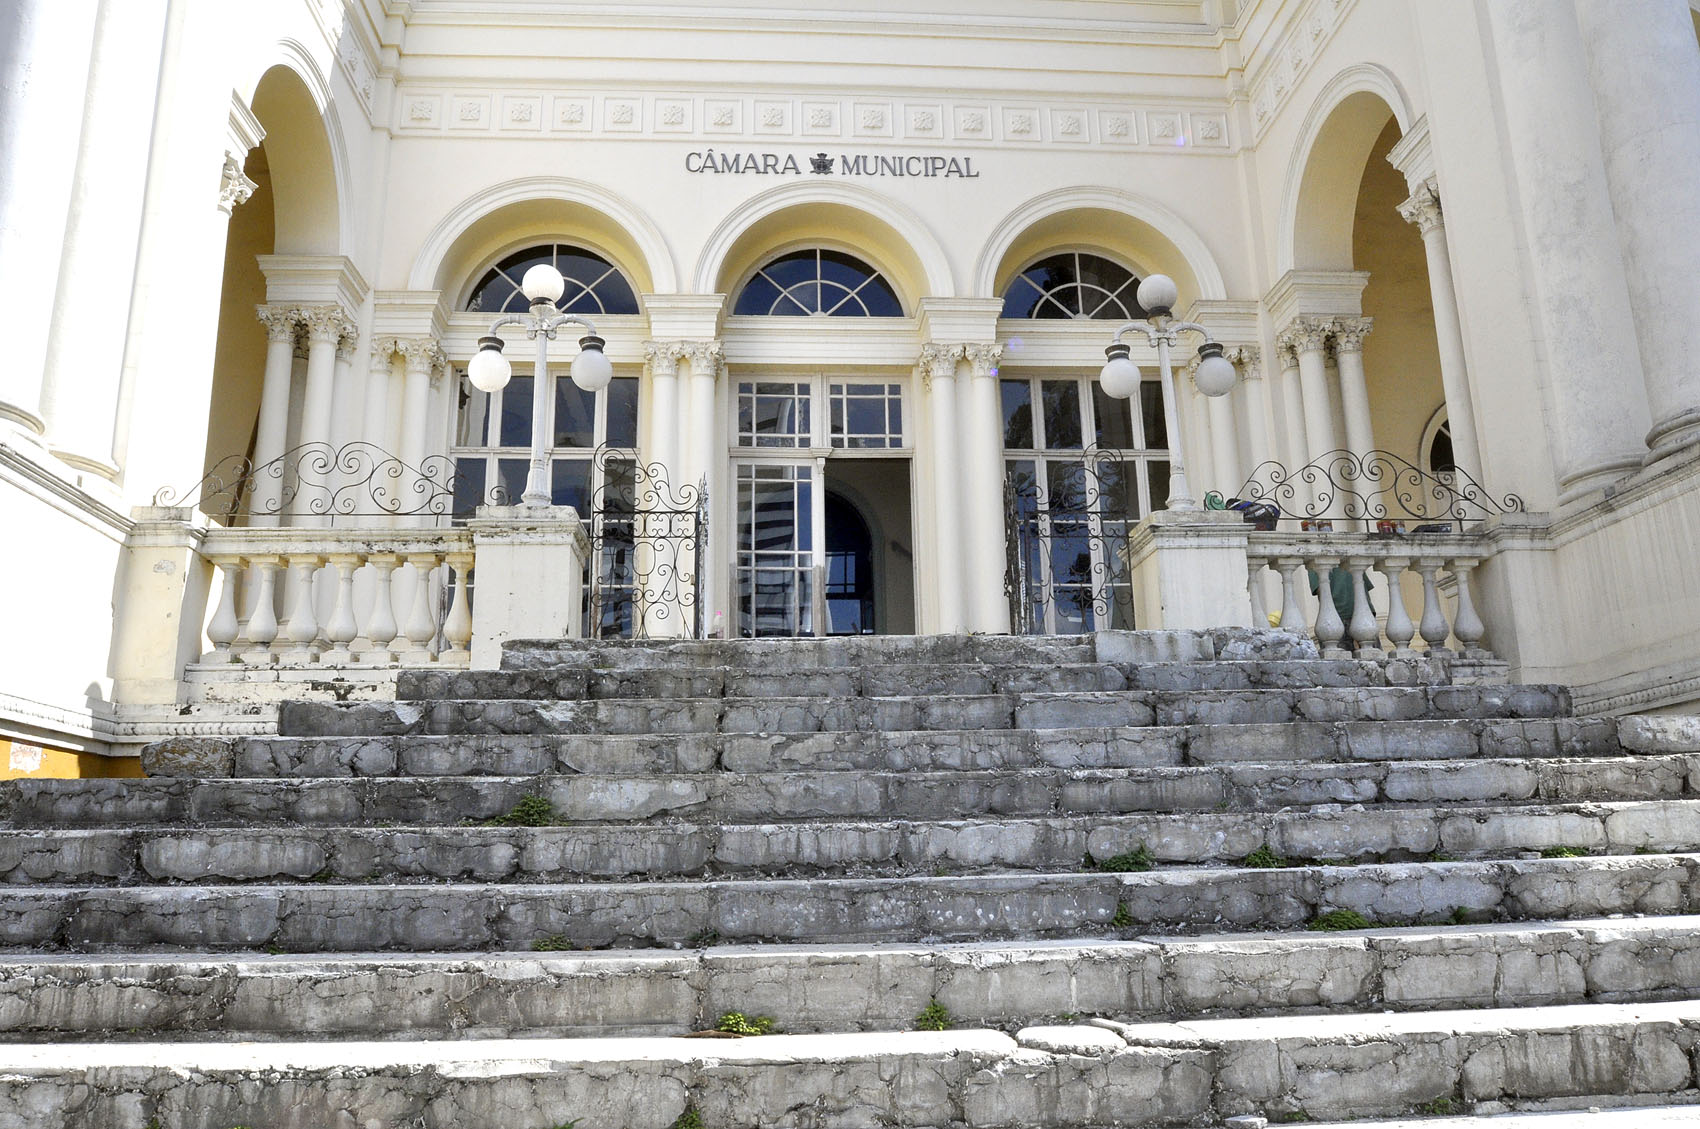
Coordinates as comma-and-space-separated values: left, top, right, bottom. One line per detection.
1307, 566, 1374, 626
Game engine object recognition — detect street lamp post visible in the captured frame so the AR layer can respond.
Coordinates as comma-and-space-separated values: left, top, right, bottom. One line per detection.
467, 263, 615, 506
1097, 273, 1236, 512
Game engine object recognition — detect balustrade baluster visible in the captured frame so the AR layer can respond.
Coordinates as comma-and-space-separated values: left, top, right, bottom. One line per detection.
1277, 557, 1307, 635
402, 554, 440, 664
320, 554, 361, 664
362, 554, 400, 664
1312, 556, 1349, 657
1345, 557, 1382, 657
1381, 556, 1417, 658
240, 557, 281, 665
279, 554, 325, 664
1448, 558, 1488, 656
443, 551, 474, 656
1246, 558, 1269, 628
1415, 559, 1452, 655
203, 561, 241, 662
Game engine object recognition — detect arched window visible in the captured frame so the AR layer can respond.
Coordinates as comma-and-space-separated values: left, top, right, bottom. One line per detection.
1000, 251, 1147, 321
466, 244, 640, 315
733, 249, 903, 317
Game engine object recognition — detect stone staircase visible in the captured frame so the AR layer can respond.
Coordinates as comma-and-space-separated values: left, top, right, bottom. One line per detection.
2, 629, 1699, 1128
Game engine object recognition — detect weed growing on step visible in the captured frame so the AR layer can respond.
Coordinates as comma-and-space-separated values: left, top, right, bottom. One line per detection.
484, 794, 556, 827
1541, 845, 1588, 858
1308, 909, 1373, 931
1110, 900, 1135, 929
914, 999, 951, 1031
670, 1107, 703, 1129
1419, 1097, 1458, 1116
532, 934, 573, 952
1449, 907, 1471, 925
715, 1012, 776, 1035
1093, 845, 1154, 873
1243, 843, 1288, 869
687, 928, 720, 947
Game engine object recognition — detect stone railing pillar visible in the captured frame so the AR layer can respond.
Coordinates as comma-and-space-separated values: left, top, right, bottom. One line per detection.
1125, 510, 1252, 630
467, 505, 591, 669
111, 506, 210, 707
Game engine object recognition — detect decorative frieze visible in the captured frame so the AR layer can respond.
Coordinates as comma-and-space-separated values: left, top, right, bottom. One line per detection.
1248, 0, 1358, 138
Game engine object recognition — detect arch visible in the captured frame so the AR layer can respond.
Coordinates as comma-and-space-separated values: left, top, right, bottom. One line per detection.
1279, 63, 1417, 274
248, 56, 345, 256
975, 187, 1227, 306
695, 180, 953, 304
412, 176, 678, 297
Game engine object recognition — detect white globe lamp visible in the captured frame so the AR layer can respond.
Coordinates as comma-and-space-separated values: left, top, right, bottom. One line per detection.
1135, 273, 1178, 317
570, 335, 614, 392
1193, 341, 1238, 397
1098, 341, 1141, 400
467, 335, 512, 393
520, 263, 567, 305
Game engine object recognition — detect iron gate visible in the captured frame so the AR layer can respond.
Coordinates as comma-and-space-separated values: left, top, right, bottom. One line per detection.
585, 448, 708, 639
1004, 453, 1140, 635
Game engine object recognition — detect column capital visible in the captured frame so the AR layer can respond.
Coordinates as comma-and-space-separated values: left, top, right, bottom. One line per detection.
301, 305, 353, 346
335, 327, 360, 364
1226, 344, 1262, 381
963, 343, 1004, 379
643, 340, 685, 376
396, 337, 444, 372
1397, 178, 1445, 236
256, 305, 301, 344
1275, 340, 1300, 373
918, 342, 965, 389
217, 151, 257, 216
369, 337, 399, 367
1276, 317, 1331, 356
1330, 317, 1374, 355
683, 340, 724, 374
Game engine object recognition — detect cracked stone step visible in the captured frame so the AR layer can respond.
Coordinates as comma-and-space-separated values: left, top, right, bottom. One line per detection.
0, 855, 1696, 951
275, 685, 1574, 739
1305, 1107, 1700, 1128
397, 659, 1409, 703
0, 918, 1696, 1042
0, 1001, 1696, 1127
139, 717, 1634, 779
12, 758, 1695, 829
6, 800, 1700, 884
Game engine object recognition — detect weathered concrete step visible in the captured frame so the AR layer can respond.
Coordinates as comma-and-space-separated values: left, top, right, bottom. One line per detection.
501, 631, 1103, 673
144, 716, 1631, 779
1309, 1107, 1700, 1128
1, 855, 1697, 951
4, 918, 1698, 1042
9, 800, 1700, 884
15, 756, 1694, 829
1, 1002, 1697, 1128
399, 658, 1408, 703
277, 684, 1574, 738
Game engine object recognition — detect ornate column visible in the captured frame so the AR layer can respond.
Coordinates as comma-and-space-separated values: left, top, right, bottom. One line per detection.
362, 338, 397, 452
963, 343, 1010, 634
1229, 346, 1272, 474
291, 307, 353, 523
1182, 372, 1217, 498
329, 324, 363, 455
1279, 318, 1339, 465
250, 306, 301, 526
921, 343, 966, 634
1572, 0, 1700, 460
423, 351, 453, 475
683, 341, 723, 493
1274, 340, 1310, 476
1397, 181, 1484, 480
1331, 317, 1376, 469
1202, 362, 1240, 498
1483, 0, 1650, 498
396, 339, 443, 474
644, 341, 683, 487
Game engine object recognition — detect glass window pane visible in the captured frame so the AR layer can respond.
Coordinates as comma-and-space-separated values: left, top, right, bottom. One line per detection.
493, 458, 529, 507
1001, 380, 1034, 449
1096, 459, 1140, 521
1046, 460, 1089, 513
761, 252, 817, 289
452, 458, 486, 519
550, 459, 592, 514
553, 381, 596, 448
1000, 276, 1044, 320
1148, 459, 1171, 510
593, 270, 639, 315
499, 376, 534, 448
457, 385, 492, 447
776, 281, 819, 315
1041, 380, 1083, 449
857, 277, 903, 317
733, 274, 782, 316
605, 377, 639, 448
819, 249, 873, 290
1140, 381, 1167, 450
1092, 384, 1135, 449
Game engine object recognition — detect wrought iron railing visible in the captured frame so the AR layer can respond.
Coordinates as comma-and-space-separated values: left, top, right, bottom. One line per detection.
584, 448, 707, 640
1205, 449, 1524, 525
1004, 450, 1139, 635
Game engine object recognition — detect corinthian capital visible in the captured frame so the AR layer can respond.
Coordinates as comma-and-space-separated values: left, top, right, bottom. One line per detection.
218, 151, 257, 216
1276, 317, 1331, 356
396, 337, 445, 372
369, 337, 399, 368
301, 305, 351, 345
256, 305, 300, 344
963, 343, 1004, 379
1397, 178, 1444, 235
1226, 345, 1262, 381
918, 342, 964, 388
643, 340, 683, 376
1330, 317, 1373, 355
684, 340, 724, 374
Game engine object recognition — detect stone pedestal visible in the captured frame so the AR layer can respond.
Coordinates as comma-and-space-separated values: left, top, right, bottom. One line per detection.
1126, 509, 1252, 631
467, 506, 590, 670
111, 506, 210, 706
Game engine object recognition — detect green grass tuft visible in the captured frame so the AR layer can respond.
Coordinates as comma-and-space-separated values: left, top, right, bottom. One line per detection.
1243, 843, 1288, 869
484, 793, 556, 827
1540, 845, 1588, 858
532, 934, 573, 952
670, 1107, 703, 1129
1094, 845, 1154, 873
1308, 909, 1373, 932
913, 998, 951, 1031
1110, 900, 1135, 929
715, 1012, 776, 1036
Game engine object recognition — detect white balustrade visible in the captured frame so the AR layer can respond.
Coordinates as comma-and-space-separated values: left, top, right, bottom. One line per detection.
1247, 531, 1497, 661
200, 528, 474, 668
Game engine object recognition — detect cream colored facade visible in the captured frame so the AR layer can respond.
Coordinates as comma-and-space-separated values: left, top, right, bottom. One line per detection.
4, 0, 1700, 756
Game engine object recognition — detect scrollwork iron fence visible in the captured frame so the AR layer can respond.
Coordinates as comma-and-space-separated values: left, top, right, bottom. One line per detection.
1004, 450, 1140, 635
584, 448, 707, 640
1205, 449, 1524, 526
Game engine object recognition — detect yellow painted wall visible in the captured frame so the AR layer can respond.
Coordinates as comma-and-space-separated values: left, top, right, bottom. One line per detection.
0, 737, 143, 780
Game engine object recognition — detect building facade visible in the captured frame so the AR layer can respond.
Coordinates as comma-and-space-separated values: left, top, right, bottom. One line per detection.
5, 0, 1700, 760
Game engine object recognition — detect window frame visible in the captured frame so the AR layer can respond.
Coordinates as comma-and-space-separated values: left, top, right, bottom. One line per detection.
730, 246, 905, 318
462, 241, 642, 317
998, 249, 1149, 322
